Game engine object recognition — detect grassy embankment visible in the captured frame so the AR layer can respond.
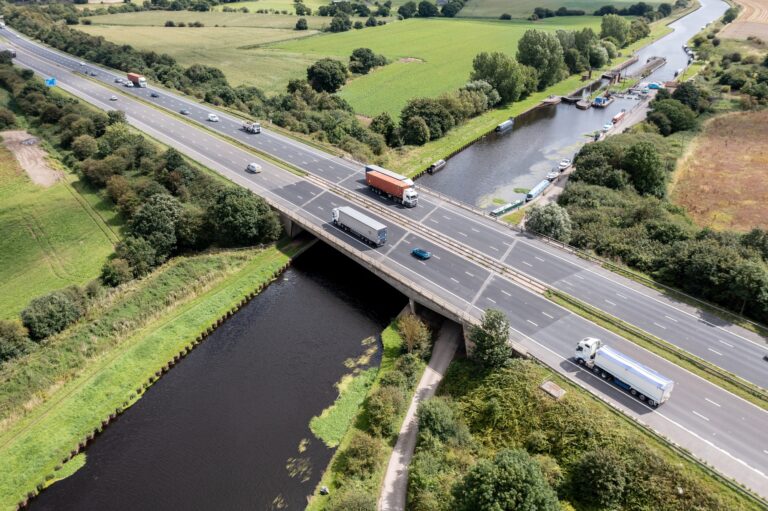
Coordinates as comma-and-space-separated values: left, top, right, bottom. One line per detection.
306, 322, 423, 511
408, 358, 765, 510
0, 94, 117, 320
0, 239, 310, 510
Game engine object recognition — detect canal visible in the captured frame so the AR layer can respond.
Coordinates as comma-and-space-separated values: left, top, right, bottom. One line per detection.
417, 0, 728, 209
30, 242, 405, 511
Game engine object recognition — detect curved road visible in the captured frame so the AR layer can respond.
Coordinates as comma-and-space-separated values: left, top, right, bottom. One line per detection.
2, 22, 767, 499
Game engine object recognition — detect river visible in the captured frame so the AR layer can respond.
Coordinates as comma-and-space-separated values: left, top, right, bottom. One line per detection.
29, 242, 405, 511
417, 0, 728, 209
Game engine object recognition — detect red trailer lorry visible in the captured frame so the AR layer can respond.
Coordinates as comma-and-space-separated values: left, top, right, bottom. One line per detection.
365, 170, 418, 207
126, 73, 147, 88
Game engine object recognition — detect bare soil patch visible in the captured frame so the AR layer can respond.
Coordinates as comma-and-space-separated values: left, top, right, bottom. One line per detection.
671, 110, 768, 231
721, 0, 768, 39
1, 130, 62, 188
398, 57, 424, 63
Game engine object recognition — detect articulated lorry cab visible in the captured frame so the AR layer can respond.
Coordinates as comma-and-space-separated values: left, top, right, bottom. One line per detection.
126, 73, 147, 88
574, 337, 674, 407
364, 165, 418, 207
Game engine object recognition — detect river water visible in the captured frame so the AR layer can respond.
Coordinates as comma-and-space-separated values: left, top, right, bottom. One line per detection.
418, 0, 728, 209
30, 242, 405, 511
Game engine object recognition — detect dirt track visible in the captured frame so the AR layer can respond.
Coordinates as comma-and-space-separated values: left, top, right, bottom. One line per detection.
721, 0, 768, 39
0, 130, 62, 187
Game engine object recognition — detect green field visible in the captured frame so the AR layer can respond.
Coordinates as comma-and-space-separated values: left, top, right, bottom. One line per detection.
81, 11, 367, 94
0, 142, 117, 320
458, 0, 658, 18
271, 16, 601, 117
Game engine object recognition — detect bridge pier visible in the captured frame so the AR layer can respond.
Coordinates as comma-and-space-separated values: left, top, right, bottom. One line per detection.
279, 213, 305, 239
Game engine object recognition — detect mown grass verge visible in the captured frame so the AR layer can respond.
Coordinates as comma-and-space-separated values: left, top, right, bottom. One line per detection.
0, 237, 312, 510
546, 290, 768, 411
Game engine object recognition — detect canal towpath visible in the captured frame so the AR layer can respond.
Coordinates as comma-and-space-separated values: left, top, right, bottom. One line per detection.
377, 321, 461, 511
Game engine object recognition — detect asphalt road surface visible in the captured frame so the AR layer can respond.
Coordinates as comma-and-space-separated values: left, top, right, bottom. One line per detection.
3, 27, 768, 499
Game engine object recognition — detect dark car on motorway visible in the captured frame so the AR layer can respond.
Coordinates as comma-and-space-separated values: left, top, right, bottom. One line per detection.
151, 92, 160, 98
180, 109, 190, 115
411, 248, 432, 260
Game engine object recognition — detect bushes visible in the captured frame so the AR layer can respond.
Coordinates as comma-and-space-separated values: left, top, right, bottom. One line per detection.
21, 288, 84, 340
525, 203, 573, 242
0, 107, 15, 129
0, 320, 32, 363
210, 188, 282, 247
397, 313, 431, 357
571, 448, 627, 508
348, 48, 387, 75
416, 397, 470, 445
366, 385, 407, 436
649, 99, 697, 134
307, 58, 348, 93
337, 431, 382, 479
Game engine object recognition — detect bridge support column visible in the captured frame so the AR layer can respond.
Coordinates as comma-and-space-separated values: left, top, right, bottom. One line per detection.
279, 213, 305, 239
408, 297, 416, 315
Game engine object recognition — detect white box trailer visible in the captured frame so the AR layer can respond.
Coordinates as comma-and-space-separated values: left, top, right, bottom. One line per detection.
332, 206, 387, 247
575, 338, 674, 407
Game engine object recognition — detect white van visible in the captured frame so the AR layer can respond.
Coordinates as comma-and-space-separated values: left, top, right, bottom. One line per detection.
207, 113, 220, 122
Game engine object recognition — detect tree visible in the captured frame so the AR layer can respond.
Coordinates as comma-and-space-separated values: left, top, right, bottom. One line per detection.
417, 0, 439, 17
294, 1, 311, 15
622, 142, 665, 197
211, 188, 281, 247
100, 258, 134, 287
107, 109, 126, 125
129, 194, 183, 258
453, 449, 559, 511
349, 48, 387, 74
0, 320, 32, 363
307, 58, 348, 92
468, 309, 512, 369
0, 108, 15, 130
295, 17, 308, 30
354, 21, 364, 29
470, 51, 526, 103
600, 13, 631, 46
367, 385, 406, 436
365, 15, 377, 26
330, 484, 378, 511
337, 431, 382, 478
649, 99, 697, 133
588, 43, 609, 68
398, 313, 431, 357
441, 0, 463, 17
516, 30, 565, 89
401, 115, 430, 145
525, 203, 573, 242
71, 134, 98, 160
629, 18, 650, 42
398, 1, 417, 18
571, 448, 627, 508
417, 397, 469, 444
370, 111, 397, 145
21, 290, 83, 341
671, 81, 702, 111
723, 6, 739, 23
400, 98, 454, 140
115, 236, 158, 277
329, 12, 352, 32
658, 2, 672, 16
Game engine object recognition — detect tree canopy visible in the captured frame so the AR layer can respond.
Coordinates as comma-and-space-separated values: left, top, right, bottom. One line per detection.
468, 309, 512, 369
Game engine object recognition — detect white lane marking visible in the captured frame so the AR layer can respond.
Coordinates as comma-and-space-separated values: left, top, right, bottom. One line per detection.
502, 241, 512, 246
708, 348, 723, 356
402, 239, 411, 244
705, 398, 721, 407
458, 231, 468, 237
616, 293, 628, 299
561, 280, 573, 286
450, 277, 459, 283
665, 315, 678, 322
653, 322, 666, 330
501, 290, 511, 297
575, 274, 585, 280
692, 411, 710, 422
605, 299, 616, 306
490, 246, 499, 251
487, 297, 496, 303
719, 339, 734, 348
296, 195, 303, 200
432, 254, 440, 259
317, 206, 324, 210
465, 271, 475, 277
442, 215, 450, 220
542, 312, 554, 319
522, 261, 533, 267
527, 320, 539, 327
535, 256, 545, 262
429, 218, 439, 223
471, 227, 480, 233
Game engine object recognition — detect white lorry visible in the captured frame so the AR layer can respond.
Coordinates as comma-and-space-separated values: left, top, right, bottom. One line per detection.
332, 206, 387, 247
574, 337, 674, 407
242, 121, 261, 134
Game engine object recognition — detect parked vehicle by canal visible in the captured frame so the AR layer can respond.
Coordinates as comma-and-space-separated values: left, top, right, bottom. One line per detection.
332, 206, 387, 247
574, 337, 674, 407
490, 199, 524, 217
526, 179, 551, 201
495, 119, 514, 132
612, 110, 626, 124
427, 159, 446, 174
365, 166, 418, 207
546, 170, 559, 181
558, 158, 572, 171
602, 123, 613, 132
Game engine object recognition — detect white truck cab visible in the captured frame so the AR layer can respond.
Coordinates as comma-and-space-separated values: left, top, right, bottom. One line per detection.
574, 337, 602, 366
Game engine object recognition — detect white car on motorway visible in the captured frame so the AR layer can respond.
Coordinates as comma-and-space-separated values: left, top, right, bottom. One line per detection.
246, 162, 262, 174
109, 95, 118, 101
207, 113, 220, 122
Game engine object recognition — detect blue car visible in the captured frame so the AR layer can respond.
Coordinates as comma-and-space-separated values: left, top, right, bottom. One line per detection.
411, 248, 432, 260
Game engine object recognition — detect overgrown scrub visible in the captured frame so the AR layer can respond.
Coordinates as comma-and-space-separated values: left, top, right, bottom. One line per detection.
408, 359, 760, 511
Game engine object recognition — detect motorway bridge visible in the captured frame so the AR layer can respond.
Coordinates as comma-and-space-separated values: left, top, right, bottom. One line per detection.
2, 27, 767, 499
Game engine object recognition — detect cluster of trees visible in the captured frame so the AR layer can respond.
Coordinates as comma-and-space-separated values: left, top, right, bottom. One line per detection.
531, 6, 586, 19
716, 52, 768, 104
595, 0, 687, 20
600, 13, 651, 47
397, 0, 465, 19
557, 27, 618, 74
408, 353, 743, 511
164, 20, 205, 27
312, 0, 392, 30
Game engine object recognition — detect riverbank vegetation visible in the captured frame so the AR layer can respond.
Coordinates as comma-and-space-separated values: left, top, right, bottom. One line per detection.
307, 313, 434, 510
0, 241, 306, 509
